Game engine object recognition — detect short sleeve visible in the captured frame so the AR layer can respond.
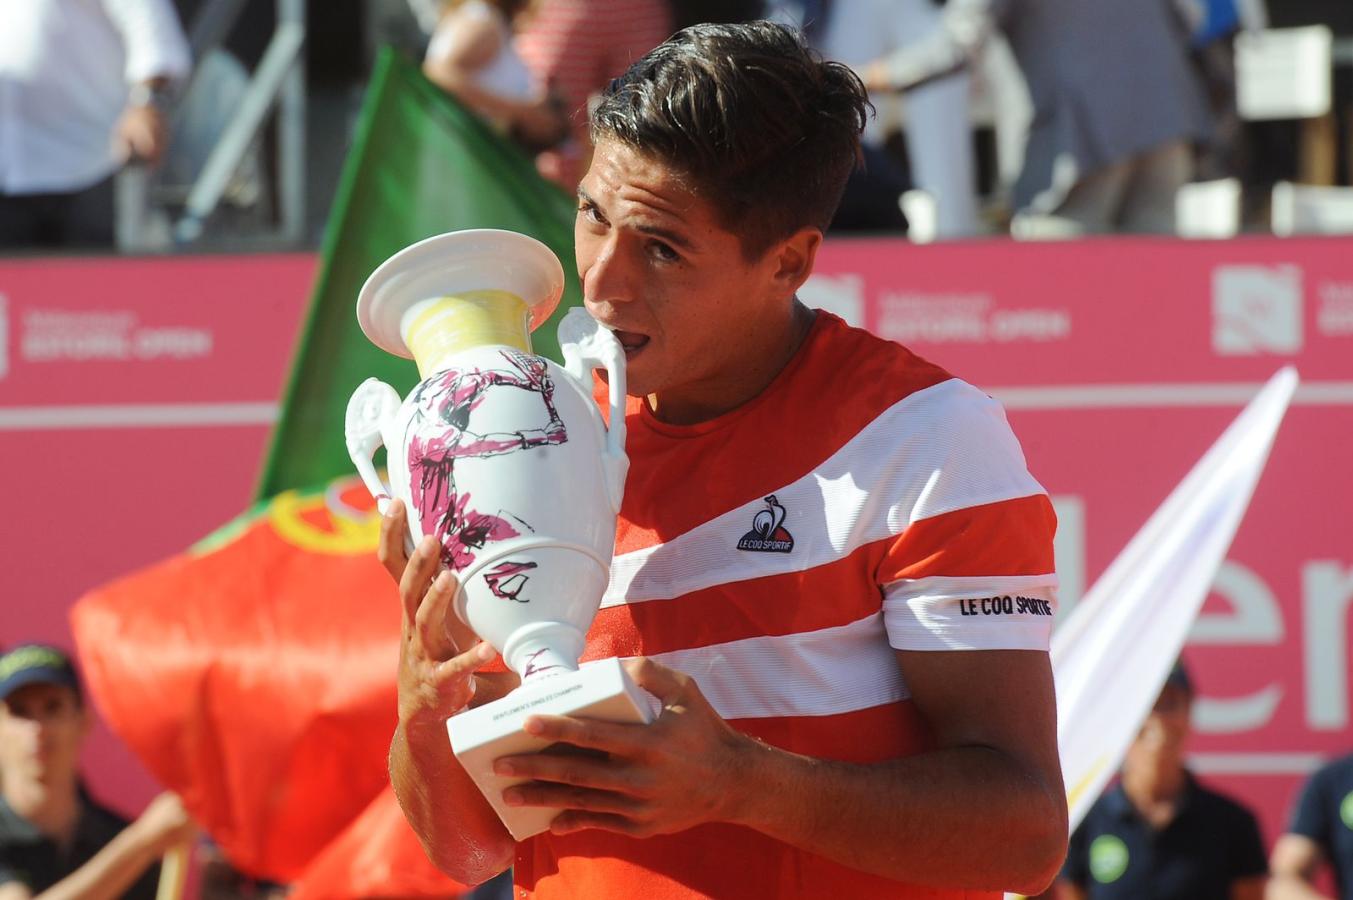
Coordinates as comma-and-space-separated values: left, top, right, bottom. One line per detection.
1288, 765, 1333, 848
1230, 804, 1270, 880
877, 382, 1058, 651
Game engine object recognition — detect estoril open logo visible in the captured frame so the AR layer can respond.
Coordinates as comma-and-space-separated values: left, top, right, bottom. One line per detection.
737, 495, 794, 553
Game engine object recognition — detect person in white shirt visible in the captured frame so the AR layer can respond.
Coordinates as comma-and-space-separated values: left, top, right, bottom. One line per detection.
0, 0, 190, 249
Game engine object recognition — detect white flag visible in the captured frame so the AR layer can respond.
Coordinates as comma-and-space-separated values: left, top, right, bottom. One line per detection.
1052, 367, 1298, 833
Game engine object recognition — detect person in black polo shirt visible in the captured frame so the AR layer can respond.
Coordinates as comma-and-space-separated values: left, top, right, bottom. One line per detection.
0, 644, 197, 900
1269, 752, 1353, 899
1051, 662, 1268, 900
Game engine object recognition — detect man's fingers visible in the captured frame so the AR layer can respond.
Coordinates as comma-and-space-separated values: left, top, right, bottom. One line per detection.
427, 642, 496, 703
415, 569, 461, 658
520, 714, 648, 757
622, 657, 689, 706
399, 534, 442, 627
503, 781, 642, 816
377, 500, 410, 582
549, 811, 647, 837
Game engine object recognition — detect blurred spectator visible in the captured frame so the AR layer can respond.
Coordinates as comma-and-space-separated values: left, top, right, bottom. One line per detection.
769, 0, 979, 236
1050, 663, 1268, 900
668, 0, 764, 31
1268, 752, 1353, 899
515, 0, 672, 185
0, 644, 198, 899
423, 1, 571, 153
860, 0, 1213, 234
0, 0, 190, 250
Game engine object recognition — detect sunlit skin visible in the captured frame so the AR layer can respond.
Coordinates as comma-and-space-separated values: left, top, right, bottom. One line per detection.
575, 139, 821, 425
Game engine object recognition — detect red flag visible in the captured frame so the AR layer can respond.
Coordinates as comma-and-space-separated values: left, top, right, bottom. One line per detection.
290, 786, 468, 898
70, 477, 460, 892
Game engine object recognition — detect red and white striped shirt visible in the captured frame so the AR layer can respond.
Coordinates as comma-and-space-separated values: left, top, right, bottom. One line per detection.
514, 311, 1058, 898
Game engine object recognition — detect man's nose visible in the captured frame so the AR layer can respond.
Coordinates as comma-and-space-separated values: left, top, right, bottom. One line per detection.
581, 235, 634, 312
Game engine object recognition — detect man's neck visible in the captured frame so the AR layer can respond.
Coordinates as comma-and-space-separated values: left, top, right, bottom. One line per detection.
647, 301, 816, 425
1121, 762, 1187, 828
3, 773, 80, 844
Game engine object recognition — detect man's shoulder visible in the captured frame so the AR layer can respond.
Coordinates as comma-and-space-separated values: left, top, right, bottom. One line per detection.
0, 799, 42, 846
1306, 752, 1353, 795
809, 311, 954, 387
1076, 784, 1133, 834
1187, 776, 1261, 827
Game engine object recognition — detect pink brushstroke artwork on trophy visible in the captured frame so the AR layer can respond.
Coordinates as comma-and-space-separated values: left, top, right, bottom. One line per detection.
405, 350, 568, 593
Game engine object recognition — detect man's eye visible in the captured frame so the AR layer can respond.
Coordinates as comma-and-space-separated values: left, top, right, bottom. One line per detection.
648, 241, 679, 263
578, 203, 604, 225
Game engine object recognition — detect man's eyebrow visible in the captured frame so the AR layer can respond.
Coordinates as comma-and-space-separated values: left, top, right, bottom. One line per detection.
635, 223, 693, 251
575, 186, 694, 251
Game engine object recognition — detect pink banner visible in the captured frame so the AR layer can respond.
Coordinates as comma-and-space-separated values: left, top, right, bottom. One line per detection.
2, 238, 1349, 851
805, 235, 1353, 846
0, 254, 315, 813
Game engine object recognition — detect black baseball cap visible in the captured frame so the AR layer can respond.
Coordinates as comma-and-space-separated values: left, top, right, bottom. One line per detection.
0, 645, 82, 703
1163, 659, 1194, 696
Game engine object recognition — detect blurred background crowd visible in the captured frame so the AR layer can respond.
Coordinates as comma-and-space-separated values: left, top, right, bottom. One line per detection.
3, 2, 1352, 899
3, 0, 1352, 253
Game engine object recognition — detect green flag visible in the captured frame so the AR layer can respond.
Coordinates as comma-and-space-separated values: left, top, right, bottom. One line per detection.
257, 48, 580, 500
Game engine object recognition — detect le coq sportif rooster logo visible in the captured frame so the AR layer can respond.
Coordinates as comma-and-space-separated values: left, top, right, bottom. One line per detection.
736, 495, 794, 553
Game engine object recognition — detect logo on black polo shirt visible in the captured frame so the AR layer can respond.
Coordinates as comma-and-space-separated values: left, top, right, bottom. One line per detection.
1090, 834, 1130, 883
736, 495, 794, 553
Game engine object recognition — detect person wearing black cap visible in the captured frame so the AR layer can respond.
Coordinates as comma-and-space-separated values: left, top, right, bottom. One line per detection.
0, 644, 196, 900
1049, 662, 1269, 900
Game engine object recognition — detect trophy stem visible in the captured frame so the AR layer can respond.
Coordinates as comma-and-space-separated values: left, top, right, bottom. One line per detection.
401, 292, 533, 378
502, 622, 587, 685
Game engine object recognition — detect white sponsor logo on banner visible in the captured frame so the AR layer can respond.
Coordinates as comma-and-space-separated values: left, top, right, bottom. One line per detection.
1212, 265, 1303, 355
1317, 281, 1353, 337
799, 274, 864, 326
19, 309, 212, 363
874, 291, 1070, 345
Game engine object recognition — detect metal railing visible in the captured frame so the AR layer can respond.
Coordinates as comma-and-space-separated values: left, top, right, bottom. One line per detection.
117, 0, 307, 251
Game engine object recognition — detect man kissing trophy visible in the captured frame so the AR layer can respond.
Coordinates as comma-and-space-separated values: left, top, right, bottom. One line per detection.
343, 229, 655, 839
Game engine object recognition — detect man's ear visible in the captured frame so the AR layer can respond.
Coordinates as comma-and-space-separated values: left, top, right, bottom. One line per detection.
769, 226, 823, 297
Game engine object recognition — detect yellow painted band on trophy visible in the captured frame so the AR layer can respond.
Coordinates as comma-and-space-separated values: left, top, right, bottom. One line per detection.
406, 291, 532, 377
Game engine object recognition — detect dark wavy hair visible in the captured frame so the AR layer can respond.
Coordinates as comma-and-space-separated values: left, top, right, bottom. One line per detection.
590, 21, 870, 259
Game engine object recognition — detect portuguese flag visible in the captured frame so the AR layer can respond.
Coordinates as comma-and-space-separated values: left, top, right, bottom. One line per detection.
72, 48, 579, 894
256, 47, 580, 499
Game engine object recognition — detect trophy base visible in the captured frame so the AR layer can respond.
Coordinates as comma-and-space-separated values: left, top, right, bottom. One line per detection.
447, 657, 659, 840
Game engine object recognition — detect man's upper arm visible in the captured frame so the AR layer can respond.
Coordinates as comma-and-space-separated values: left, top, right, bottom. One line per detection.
881, 382, 1062, 789
894, 647, 1062, 800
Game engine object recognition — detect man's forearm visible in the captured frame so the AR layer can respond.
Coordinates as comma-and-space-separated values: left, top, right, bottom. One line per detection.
726, 740, 1067, 895
1267, 874, 1332, 900
31, 819, 165, 900
389, 718, 514, 885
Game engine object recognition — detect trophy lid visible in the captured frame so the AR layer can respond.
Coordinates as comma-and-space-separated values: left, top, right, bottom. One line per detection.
357, 229, 566, 358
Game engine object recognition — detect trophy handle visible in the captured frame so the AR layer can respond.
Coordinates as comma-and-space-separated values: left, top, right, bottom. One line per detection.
344, 378, 404, 515
559, 308, 629, 513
